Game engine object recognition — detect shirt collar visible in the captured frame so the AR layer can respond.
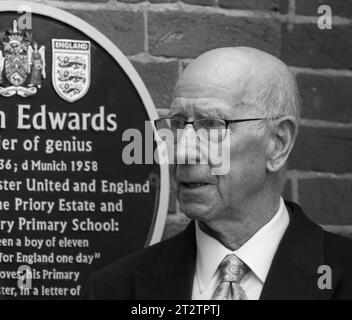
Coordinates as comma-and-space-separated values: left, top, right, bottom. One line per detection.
195, 197, 289, 292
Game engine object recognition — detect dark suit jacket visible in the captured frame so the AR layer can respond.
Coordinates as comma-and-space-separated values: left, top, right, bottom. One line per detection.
84, 201, 352, 299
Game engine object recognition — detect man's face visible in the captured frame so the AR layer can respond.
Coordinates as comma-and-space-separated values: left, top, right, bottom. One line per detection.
170, 76, 270, 223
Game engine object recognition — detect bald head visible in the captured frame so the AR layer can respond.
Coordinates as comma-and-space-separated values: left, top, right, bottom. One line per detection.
173, 47, 300, 120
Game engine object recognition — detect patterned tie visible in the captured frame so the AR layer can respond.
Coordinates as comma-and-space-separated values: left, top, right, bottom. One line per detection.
211, 254, 249, 300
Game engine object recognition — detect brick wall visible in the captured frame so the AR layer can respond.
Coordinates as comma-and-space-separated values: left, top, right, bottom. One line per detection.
16, 0, 352, 239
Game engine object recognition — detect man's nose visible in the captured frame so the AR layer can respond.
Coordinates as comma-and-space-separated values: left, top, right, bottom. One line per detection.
175, 124, 201, 164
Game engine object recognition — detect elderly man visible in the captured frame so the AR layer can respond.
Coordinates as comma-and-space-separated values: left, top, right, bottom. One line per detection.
84, 47, 352, 300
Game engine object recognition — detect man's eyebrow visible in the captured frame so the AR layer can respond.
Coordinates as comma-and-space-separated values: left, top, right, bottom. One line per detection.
166, 109, 228, 119
166, 110, 185, 118
197, 109, 230, 119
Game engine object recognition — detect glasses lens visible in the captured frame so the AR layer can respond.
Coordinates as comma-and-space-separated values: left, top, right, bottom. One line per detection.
155, 118, 184, 143
169, 118, 185, 130
196, 118, 227, 142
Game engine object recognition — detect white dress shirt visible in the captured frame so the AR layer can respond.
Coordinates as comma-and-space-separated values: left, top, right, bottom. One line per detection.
192, 197, 289, 300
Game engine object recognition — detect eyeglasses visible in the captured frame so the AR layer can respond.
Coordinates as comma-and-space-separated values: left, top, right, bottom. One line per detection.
154, 117, 275, 143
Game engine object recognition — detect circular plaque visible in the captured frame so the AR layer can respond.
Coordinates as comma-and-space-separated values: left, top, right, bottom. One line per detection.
0, 1, 169, 299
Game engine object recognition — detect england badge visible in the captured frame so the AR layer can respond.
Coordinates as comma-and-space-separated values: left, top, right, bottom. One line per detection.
52, 39, 91, 103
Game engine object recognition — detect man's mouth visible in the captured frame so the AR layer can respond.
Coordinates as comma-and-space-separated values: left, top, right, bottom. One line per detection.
180, 182, 209, 189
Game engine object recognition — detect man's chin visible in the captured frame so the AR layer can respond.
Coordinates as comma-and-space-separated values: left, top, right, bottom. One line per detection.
179, 202, 210, 220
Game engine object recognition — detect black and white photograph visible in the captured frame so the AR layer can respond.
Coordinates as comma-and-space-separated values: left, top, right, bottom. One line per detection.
0, 0, 351, 310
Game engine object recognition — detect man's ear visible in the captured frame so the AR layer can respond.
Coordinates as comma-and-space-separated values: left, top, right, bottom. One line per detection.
266, 115, 298, 172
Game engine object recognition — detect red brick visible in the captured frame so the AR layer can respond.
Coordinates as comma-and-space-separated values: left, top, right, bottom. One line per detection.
290, 127, 352, 173
182, 0, 214, 6
281, 23, 352, 69
70, 10, 144, 55
119, 0, 144, 2
61, 0, 109, 2
299, 178, 352, 224
219, 0, 279, 11
296, 0, 352, 19
149, 0, 177, 2
131, 60, 179, 109
150, 0, 215, 3
297, 73, 352, 123
148, 11, 280, 58
279, 0, 289, 14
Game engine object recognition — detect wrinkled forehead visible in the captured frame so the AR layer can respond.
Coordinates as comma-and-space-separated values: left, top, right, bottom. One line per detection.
171, 77, 254, 119
175, 57, 251, 96
169, 97, 237, 119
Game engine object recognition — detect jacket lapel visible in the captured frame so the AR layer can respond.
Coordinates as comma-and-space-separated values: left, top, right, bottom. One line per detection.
260, 201, 340, 300
134, 222, 196, 299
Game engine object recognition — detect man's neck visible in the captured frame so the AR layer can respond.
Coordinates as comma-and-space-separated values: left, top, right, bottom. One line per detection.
198, 197, 281, 251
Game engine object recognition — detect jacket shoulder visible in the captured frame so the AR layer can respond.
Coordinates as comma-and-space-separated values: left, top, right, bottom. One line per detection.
323, 230, 352, 298
286, 201, 352, 268
323, 230, 352, 267
83, 227, 189, 299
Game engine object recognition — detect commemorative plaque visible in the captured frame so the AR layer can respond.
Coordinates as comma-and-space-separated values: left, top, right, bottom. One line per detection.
0, 2, 169, 299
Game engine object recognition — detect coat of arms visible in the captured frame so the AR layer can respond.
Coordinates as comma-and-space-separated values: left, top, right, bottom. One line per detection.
52, 39, 91, 103
0, 20, 46, 97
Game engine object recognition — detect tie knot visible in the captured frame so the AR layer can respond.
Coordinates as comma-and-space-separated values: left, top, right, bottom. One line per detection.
219, 254, 248, 283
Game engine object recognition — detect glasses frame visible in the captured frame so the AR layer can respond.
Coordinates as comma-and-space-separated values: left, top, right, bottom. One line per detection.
154, 117, 280, 130
154, 117, 280, 142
